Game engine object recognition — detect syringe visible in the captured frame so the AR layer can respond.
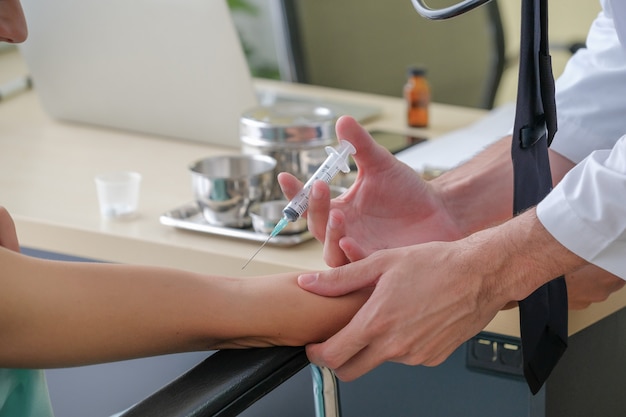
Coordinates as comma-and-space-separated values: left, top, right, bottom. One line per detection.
242, 140, 356, 269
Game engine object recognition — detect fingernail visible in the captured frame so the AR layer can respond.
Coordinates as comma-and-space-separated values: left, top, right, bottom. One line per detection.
329, 212, 340, 229
311, 183, 322, 200
298, 273, 318, 286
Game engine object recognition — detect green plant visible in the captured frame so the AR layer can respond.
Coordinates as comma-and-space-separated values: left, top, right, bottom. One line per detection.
228, 0, 280, 80
227, 0, 258, 16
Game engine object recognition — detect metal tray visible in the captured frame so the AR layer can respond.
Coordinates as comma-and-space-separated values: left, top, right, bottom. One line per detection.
160, 202, 314, 246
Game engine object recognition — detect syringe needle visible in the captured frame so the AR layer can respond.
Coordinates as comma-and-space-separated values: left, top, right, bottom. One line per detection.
242, 218, 289, 269
241, 235, 272, 270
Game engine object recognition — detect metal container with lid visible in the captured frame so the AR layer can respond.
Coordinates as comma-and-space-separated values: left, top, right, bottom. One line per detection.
240, 103, 337, 199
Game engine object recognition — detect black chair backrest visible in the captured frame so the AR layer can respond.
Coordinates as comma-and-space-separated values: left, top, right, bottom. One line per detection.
274, 0, 506, 109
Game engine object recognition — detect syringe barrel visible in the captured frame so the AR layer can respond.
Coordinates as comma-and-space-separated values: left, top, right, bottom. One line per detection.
282, 185, 314, 221
281, 140, 355, 221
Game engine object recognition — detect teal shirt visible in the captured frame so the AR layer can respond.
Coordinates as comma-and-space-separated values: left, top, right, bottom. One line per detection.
0, 369, 54, 417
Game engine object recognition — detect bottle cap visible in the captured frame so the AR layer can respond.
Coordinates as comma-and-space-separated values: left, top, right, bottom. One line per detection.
408, 66, 427, 77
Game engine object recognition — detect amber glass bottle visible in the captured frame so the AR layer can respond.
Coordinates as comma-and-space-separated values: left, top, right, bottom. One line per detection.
404, 66, 430, 128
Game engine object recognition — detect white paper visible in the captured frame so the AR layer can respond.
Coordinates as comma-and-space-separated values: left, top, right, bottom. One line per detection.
395, 102, 516, 172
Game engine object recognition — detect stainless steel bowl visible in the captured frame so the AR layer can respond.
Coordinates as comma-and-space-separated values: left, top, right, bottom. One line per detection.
240, 103, 337, 200
249, 200, 308, 235
190, 154, 277, 228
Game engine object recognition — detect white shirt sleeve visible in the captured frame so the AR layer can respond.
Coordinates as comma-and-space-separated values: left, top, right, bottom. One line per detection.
537, 135, 626, 279
550, 0, 626, 163
536, 0, 626, 279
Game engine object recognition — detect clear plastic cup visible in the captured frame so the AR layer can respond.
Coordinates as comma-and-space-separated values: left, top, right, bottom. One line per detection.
94, 171, 142, 219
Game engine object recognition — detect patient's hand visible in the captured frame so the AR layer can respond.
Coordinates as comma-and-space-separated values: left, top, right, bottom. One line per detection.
499, 264, 625, 311
0, 206, 19, 252
566, 265, 625, 310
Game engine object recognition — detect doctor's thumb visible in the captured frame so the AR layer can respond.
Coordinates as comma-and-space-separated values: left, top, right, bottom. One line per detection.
298, 265, 371, 297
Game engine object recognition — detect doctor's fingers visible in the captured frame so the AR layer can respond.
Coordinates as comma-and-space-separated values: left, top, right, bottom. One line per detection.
277, 173, 303, 205
305, 303, 451, 381
307, 341, 385, 382
321, 212, 371, 267
298, 256, 381, 297
321, 315, 470, 381
305, 308, 388, 381
320, 208, 351, 267
304, 180, 332, 243
335, 116, 392, 170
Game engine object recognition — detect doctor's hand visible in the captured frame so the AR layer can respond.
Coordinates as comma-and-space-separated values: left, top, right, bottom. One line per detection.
278, 116, 462, 267
296, 239, 509, 381
296, 208, 585, 380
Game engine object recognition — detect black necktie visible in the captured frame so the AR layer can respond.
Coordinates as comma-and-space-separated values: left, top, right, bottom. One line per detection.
511, 0, 568, 394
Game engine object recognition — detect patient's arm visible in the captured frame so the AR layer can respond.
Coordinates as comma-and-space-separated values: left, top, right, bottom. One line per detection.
0, 247, 369, 368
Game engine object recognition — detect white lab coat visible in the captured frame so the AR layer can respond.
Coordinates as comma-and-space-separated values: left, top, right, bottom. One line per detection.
536, 0, 626, 278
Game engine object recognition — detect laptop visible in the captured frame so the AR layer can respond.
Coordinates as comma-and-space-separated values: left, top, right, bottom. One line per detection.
18, 0, 381, 148
18, 0, 258, 148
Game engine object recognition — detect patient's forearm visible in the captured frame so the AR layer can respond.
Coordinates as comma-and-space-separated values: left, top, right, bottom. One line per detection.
0, 248, 368, 368
221, 272, 370, 349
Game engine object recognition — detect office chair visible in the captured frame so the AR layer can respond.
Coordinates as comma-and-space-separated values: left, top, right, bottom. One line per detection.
271, 0, 507, 109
